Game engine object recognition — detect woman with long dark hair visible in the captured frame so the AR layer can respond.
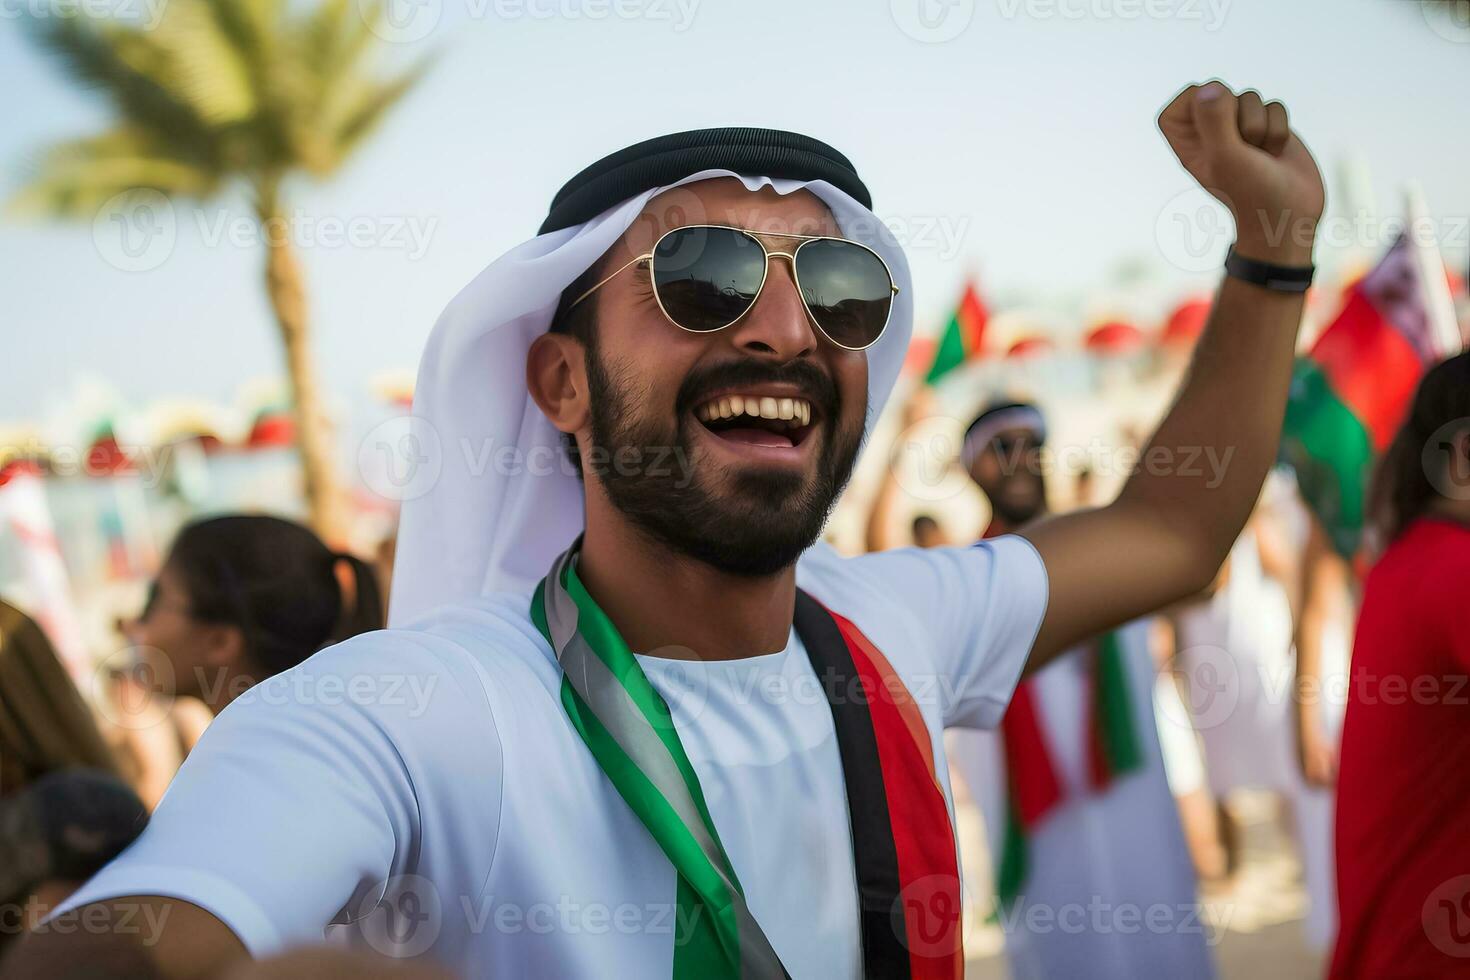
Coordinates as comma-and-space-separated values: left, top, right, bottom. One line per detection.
0, 603, 146, 954
0, 600, 121, 792
122, 515, 384, 716
1331, 350, 1470, 977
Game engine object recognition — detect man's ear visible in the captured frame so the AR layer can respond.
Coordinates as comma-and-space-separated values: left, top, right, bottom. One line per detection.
527, 333, 591, 436
200, 623, 246, 669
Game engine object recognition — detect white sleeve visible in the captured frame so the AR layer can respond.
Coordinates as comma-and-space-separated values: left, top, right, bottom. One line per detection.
55, 631, 503, 956
838, 535, 1049, 730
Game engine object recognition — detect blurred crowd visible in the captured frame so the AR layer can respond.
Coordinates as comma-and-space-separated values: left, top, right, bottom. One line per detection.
2, 318, 1469, 978
0, 513, 386, 959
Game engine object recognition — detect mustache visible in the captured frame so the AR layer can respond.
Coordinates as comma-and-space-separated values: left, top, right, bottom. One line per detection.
674, 358, 840, 421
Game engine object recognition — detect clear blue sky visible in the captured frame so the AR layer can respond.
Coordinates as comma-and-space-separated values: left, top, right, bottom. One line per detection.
2, 0, 1467, 428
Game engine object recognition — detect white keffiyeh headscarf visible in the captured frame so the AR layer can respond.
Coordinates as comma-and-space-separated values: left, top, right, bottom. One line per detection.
388, 169, 914, 626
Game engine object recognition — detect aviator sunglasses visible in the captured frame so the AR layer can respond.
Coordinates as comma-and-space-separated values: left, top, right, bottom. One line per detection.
568, 224, 900, 351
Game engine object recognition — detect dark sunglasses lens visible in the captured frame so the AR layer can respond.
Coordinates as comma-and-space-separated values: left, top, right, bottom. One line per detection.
650, 227, 767, 332
794, 239, 893, 349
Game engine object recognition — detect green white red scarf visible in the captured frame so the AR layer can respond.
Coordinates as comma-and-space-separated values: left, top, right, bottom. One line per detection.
975, 524, 1143, 907
530, 543, 964, 979
994, 631, 1144, 906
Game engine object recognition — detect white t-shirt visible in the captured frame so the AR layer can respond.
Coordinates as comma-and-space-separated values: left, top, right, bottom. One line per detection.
62, 538, 1048, 978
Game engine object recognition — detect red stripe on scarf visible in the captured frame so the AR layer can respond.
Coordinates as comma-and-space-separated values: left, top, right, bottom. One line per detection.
839, 617, 939, 786
1000, 684, 1064, 825
829, 609, 964, 979
984, 520, 1064, 828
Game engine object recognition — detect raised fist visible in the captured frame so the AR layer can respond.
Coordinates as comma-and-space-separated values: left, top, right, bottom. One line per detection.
1158, 81, 1325, 266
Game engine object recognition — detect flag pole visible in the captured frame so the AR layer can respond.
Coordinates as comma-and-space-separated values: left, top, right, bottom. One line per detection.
1403, 182, 1464, 356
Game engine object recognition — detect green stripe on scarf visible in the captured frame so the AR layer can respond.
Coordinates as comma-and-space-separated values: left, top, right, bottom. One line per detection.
532, 575, 746, 978
1094, 632, 1144, 779
996, 797, 1028, 909
559, 680, 738, 973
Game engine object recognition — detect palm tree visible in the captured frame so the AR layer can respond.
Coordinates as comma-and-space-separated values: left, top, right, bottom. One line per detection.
12, 0, 429, 539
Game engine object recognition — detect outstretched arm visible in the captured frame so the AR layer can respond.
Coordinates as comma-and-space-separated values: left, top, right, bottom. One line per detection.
1, 898, 246, 980
1293, 514, 1349, 787
865, 446, 911, 553
1021, 81, 1324, 670
865, 387, 941, 553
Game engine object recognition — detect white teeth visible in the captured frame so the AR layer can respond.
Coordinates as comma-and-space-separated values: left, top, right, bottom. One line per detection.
697, 395, 814, 426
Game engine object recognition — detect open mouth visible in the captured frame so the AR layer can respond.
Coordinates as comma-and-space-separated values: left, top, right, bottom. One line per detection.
694, 394, 817, 450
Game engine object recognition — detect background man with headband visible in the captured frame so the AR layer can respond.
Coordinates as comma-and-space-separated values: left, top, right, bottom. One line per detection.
946, 398, 1207, 978
6, 80, 1324, 980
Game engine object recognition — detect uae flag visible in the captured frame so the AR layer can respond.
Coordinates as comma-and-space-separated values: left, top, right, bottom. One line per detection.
924, 280, 988, 384
1281, 225, 1461, 559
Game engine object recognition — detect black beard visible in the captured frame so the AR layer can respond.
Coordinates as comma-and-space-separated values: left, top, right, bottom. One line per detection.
984, 470, 1047, 527
990, 494, 1045, 527
583, 343, 863, 576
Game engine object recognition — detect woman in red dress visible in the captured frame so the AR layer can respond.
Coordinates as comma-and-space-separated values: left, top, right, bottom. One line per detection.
1331, 350, 1470, 978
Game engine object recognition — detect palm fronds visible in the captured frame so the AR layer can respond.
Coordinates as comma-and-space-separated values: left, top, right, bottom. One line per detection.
11, 0, 430, 212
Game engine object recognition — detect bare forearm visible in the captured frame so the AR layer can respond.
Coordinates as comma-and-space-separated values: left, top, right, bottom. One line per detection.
2, 923, 164, 980
1021, 266, 1312, 666
864, 457, 905, 553
1294, 521, 1347, 708
1, 898, 247, 980
1011, 82, 1325, 668
1292, 518, 1348, 783
1119, 263, 1306, 572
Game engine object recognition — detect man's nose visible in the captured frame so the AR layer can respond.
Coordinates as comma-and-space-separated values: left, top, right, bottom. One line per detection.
722, 255, 819, 361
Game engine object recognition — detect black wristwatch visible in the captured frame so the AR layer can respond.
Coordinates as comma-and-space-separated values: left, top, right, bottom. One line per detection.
1224, 246, 1314, 293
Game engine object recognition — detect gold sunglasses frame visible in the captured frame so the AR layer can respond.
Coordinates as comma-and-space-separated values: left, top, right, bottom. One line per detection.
567, 223, 901, 352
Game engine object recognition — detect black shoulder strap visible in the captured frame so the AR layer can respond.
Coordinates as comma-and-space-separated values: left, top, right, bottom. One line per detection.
792, 589, 912, 979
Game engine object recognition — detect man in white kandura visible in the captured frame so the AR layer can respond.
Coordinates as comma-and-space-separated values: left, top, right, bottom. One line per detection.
945, 400, 1212, 979
7, 82, 1324, 980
